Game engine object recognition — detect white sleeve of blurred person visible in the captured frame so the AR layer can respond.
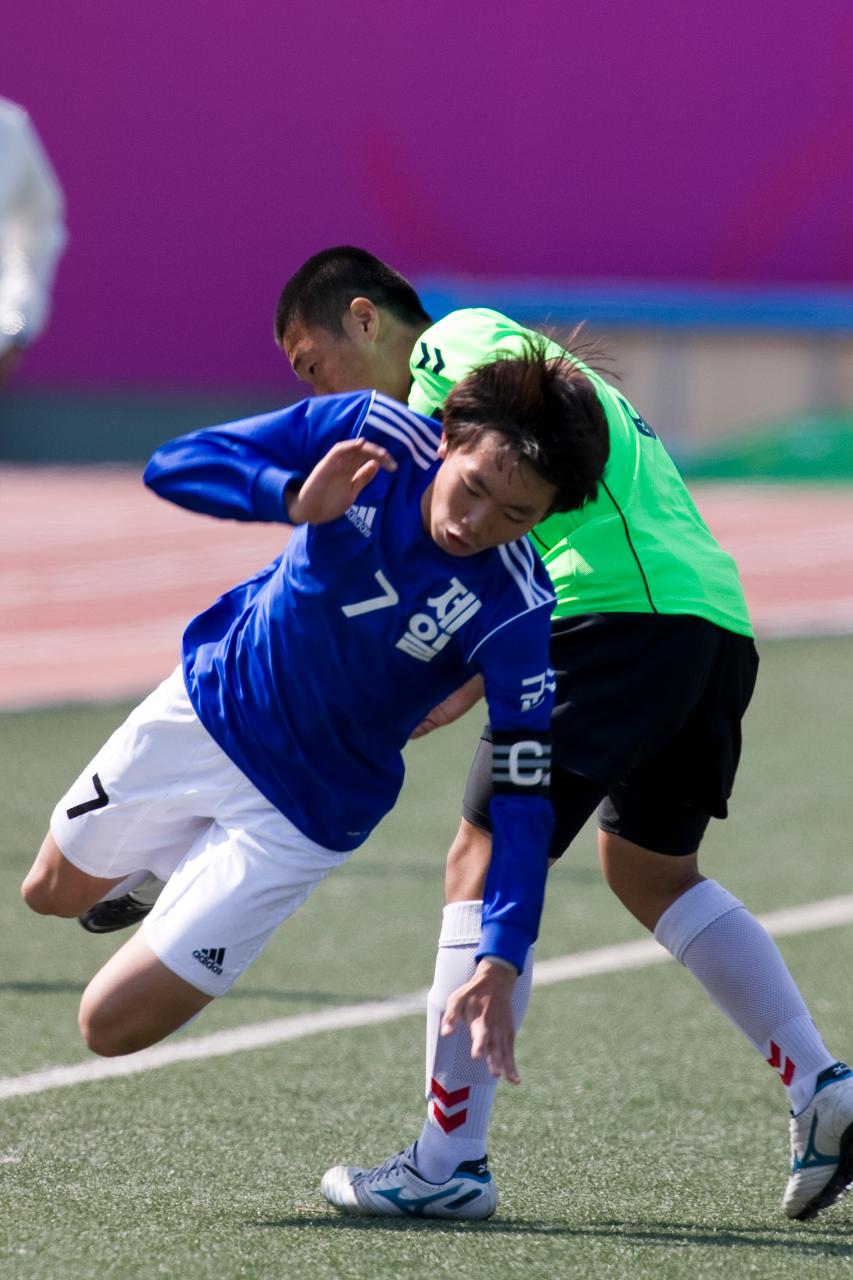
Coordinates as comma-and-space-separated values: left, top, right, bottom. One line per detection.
0, 97, 67, 384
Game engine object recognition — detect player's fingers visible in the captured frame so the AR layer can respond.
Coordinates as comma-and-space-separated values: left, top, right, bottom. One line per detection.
490, 1039, 521, 1085
440, 996, 461, 1037
469, 1015, 489, 1062
410, 715, 440, 739
343, 439, 397, 472
351, 459, 380, 492
489, 1056, 521, 1085
472, 1012, 518, 1082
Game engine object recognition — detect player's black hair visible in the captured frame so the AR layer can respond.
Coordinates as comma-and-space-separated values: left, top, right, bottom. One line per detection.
274, 247, 432, 344
442, 338, 610, 513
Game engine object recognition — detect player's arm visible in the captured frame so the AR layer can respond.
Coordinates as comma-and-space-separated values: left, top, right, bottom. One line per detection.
143, 392, 393, 524
441, 715, 554, 1083
477, 720, 553, 972
472, 606, 556, 972
440, 601, 555, 1082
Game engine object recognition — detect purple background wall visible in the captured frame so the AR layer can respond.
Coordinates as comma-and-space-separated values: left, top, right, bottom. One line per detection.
6, 1, 853, 390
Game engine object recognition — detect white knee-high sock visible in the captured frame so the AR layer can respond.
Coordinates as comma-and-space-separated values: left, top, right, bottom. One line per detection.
415, 900, 534, 1182
655, 879, 836, 1113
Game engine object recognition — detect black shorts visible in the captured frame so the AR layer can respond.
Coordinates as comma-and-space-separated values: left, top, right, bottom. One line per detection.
462, 613, 759, 858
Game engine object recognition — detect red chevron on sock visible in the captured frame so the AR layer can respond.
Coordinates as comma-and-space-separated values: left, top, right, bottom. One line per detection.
433, 1101, 468, 1134
430, 1078, 471, 1109
766, 1041, 796, 1086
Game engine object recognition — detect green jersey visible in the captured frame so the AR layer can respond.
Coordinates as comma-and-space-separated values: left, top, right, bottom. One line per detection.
408, 308, 752, 638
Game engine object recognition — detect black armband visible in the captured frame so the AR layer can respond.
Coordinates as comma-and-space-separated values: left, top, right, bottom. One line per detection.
491, 730, 552, 797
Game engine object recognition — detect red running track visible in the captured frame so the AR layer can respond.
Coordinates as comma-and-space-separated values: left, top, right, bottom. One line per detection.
2, 466, 853, 711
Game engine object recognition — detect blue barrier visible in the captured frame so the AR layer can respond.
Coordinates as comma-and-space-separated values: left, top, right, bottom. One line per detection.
416, 279, 853, 332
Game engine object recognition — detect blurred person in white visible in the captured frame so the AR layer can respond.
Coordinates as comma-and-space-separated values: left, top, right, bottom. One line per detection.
0, 97, 66, 387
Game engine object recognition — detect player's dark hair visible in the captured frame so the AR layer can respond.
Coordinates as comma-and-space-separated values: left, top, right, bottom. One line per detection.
274, 247, 432, 344
442, 338, 610, 513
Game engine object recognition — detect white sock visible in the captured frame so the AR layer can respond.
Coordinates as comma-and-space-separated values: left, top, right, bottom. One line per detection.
655, 879, 835, 1113
415, 900, 534, 1182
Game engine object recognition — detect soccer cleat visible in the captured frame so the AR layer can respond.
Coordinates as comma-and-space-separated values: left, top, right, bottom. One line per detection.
321, 1144, 497, 1219
78, 874, 164, 934
784, 1062, 853, 1221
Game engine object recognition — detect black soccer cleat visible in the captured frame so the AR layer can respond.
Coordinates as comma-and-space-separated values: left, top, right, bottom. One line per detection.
78, 875, 164, 934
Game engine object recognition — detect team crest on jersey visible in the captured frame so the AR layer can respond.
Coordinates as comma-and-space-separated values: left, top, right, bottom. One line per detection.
520, 668, 556, 712
396, 578, 482, 662
346, 504, 377, 538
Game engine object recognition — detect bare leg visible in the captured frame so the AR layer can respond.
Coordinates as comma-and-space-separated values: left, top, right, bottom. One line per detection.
79, 930, 212, 1056
597, 831, 702, 930
600, 828, 839, 1134
444, 818, 492, 903
22, 831, 129, 917
22, 830, 211, 1056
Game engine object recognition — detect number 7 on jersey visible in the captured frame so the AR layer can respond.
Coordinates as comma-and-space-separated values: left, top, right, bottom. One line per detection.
341, 570, 400, 617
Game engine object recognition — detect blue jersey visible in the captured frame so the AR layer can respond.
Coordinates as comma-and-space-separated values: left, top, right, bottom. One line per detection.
144, 391, 556, 969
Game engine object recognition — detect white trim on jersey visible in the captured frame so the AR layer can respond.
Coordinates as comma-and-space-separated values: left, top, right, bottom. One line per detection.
498, 541, 553, 610
466, 595, 554, 662
365, 394, 440, 470
374, 393, 441, 454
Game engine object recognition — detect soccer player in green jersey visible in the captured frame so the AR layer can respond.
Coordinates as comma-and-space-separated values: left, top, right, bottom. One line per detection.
84, 247, 853, 1224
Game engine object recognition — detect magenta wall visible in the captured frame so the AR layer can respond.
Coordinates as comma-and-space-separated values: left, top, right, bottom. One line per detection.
6, 1, 853, 390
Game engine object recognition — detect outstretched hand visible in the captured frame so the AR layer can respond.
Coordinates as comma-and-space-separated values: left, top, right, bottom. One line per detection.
441, 958, 521, 1084
286, 439, 397, 525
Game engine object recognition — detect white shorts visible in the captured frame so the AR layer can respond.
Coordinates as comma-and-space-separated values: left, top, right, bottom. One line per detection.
51, 667, 352, 995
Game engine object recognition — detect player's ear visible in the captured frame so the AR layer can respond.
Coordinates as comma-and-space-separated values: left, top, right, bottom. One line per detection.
345, 297, 380, 343
437, 432, 449, 460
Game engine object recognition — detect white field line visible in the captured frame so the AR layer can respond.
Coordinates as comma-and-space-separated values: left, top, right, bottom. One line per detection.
2, 893, 853, 1102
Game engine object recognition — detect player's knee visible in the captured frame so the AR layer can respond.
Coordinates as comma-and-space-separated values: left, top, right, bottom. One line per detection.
20, 871, 48, 914
22, 832, 93, 916
20, 867, 72, 917
79, 1016, 126, 1058
599, 831, 702, 928
78, 995, 144, 1058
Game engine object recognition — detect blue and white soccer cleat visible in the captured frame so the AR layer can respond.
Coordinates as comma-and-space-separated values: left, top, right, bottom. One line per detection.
321, 1144, 497, 1219
784, 1062, 853, 1220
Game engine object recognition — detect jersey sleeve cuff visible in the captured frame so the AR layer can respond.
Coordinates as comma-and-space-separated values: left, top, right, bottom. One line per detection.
476, 921, 531, 973
253, 465, 302, 522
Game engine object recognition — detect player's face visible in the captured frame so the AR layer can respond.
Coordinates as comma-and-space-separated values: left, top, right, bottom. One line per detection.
425, 431, 558, 556
283, 317, 388, 398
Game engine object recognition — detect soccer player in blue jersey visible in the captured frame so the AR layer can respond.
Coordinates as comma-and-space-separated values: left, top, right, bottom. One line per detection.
21, 348, 609, 1216
74, 249, 853, 1224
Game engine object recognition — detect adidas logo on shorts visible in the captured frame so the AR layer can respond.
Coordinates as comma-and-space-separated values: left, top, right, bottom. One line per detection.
193, 946, 226, 976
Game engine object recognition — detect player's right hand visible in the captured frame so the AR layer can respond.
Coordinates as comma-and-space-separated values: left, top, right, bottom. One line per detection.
285, 439, 397, 525
441, 959, 521, 1084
